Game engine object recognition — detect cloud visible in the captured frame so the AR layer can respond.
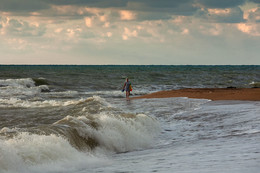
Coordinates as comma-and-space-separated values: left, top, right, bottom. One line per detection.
44, 0, 194, 10
132, 11, 172, 21
244, 7, 260, 22
0, 0, 49, 12
237, 23, 260, 36
122, 27, 138, 40
128, 0, 193, 9
43, 0, 128, 8
119, 10, 136, 20
126, 0, 198, 17
2, 0, 258, 23
1, 17, 46, 37
197, 7, 245, 23
0, 16, 3, 28
196, 0, 246, 9
181, 28, 190, 35
249, 0, 260, 4
0, 0, 198, 19
85, 17, 93, 27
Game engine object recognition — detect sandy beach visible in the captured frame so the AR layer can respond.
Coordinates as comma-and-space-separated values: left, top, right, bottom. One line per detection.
134, 88, 260, 101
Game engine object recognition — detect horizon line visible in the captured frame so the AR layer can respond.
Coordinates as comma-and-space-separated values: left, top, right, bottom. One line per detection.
0, 64, 259, 66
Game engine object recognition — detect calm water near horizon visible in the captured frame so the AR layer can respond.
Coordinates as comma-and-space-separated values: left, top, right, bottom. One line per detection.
0, 65, 259, 173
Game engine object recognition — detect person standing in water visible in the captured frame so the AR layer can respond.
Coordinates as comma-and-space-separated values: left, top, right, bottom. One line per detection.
122, 78, 132, 98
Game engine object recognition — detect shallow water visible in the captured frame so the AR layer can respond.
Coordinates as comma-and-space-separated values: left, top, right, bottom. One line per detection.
94, 99, 260, 173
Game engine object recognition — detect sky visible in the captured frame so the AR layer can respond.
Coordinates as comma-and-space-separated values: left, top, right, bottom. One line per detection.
0, 0, 260, 65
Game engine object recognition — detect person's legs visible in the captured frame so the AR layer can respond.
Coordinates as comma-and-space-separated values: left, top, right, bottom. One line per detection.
126, 91, 130, 98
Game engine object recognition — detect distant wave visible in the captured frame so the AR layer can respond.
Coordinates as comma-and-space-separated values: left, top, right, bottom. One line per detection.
249, 81, 260, 88
32, 78, 49, 86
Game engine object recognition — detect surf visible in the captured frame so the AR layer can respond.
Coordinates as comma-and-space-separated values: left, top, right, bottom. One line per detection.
0, 96, 160, 173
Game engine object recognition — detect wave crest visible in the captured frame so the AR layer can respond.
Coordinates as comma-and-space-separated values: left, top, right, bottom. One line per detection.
0, 96, 160, 173
52, 111, 160, 153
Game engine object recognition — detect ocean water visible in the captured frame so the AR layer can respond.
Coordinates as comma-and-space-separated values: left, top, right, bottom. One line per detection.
0, 65, 259, 173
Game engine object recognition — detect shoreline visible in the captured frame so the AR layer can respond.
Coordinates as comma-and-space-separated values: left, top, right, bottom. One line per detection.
133, 88, 260, 101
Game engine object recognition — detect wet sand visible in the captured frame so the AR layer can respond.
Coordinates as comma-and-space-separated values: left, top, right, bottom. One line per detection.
133, 88, 260, 101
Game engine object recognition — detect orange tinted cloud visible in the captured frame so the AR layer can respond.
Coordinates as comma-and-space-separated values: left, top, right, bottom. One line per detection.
237, 23, 260, 36
119, 10, 136, 20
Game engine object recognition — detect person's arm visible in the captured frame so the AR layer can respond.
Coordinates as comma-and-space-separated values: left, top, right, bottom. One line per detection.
122, 82, 126, 91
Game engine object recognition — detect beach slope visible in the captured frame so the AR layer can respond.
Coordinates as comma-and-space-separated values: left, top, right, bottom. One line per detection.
134, 88, 260, 101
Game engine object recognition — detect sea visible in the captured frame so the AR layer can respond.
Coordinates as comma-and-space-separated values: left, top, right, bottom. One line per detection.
0, 65, 259, 173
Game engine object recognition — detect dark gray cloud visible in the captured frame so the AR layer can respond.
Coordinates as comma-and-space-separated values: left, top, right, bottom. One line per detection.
197, 0, 246, 8
249, 0, 260, 4
214, 7, 244, 23
6, 18, 46, 37
0, 0, 198, 18
0, 0, 259, 23
195, 7, 245, 23
43, 0, 127, 8
43, 0, 193, 9
126, 0, 197, 16
43, 0, 257, 9
118, 0, 197, 21
0, 0, 49, 12
0, 0, 199, 20
0, 0, 196, 12
0, 0, 259, 14
130, 0, 193, 9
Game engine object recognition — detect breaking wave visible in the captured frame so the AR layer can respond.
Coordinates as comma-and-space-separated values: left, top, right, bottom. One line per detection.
0, 78, 49, 98
0, 96, 160, 173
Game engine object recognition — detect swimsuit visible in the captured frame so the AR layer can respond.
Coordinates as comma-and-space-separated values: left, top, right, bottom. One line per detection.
125, 81, 131, 92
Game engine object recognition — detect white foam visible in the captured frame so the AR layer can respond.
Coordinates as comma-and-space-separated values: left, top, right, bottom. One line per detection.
0, 106, 160, 172
0, 132, 108, 173
56, 111, 161, 153
44, 90, 79, 98
0, 98, 86, 108
85, 89, 152, 98
0, 127, 19, 133
0, 78, 49, 99
249, 81, 260, 88
0, 95, 108, 108
95, 113, 160, 152
0, 78, 35, 88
